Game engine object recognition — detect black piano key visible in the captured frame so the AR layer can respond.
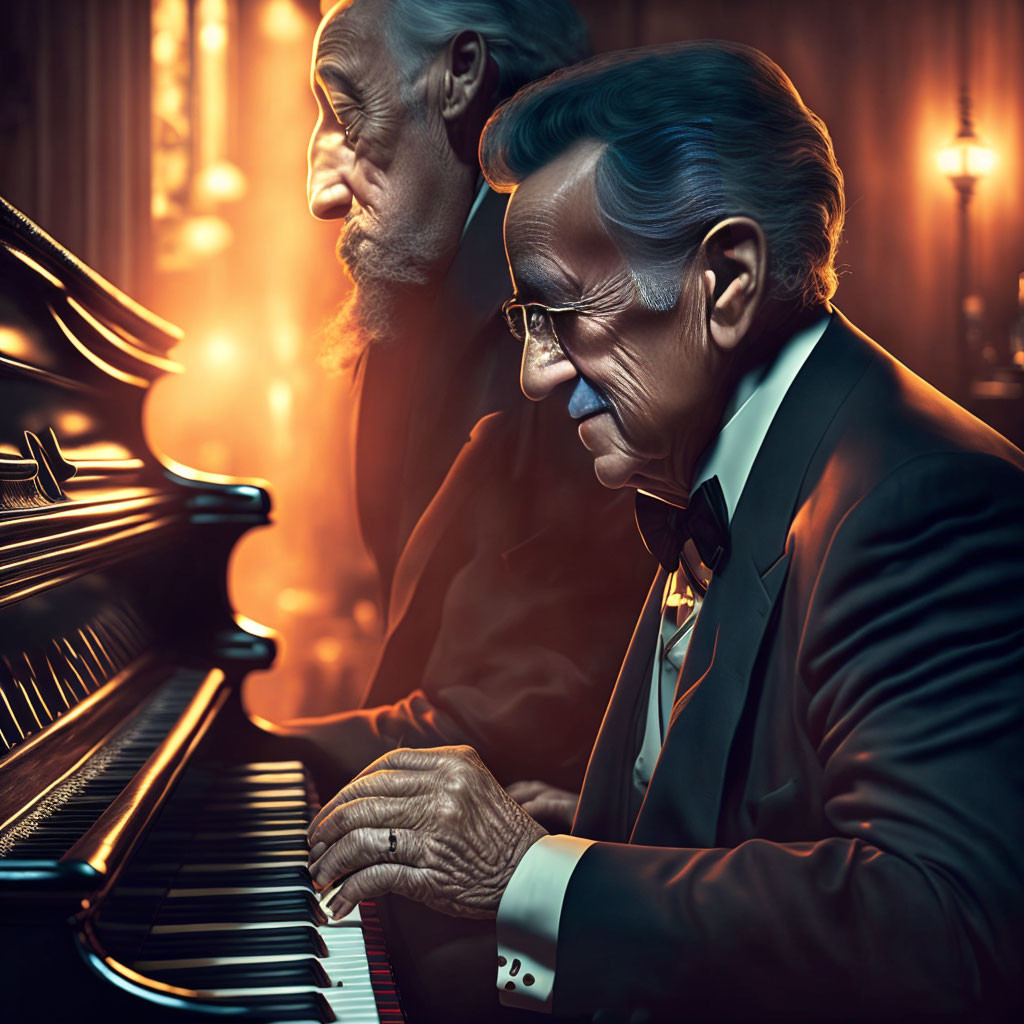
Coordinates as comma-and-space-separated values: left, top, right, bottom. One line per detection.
134, 925, 327, 960
129, 865, 312, 889
83, 755, 399, 1020
139, 956, 332, 990
203, 991, 334, 1023
153, 893, 324, 925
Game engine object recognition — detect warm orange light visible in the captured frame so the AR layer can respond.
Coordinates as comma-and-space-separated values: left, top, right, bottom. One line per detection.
155, 83, 186, 122
152, 29, 178, 66
203, 333, 240, 367
199, 21, 228, 52
180, 214, 233, 257
278, 587, 331, 615
195, 160, 248, 204
55, 411, 94, 437
937, 139, 996, 180
313, 636, 345, 665
0, 326, 38, 363
261, 0, 307, 41
268, 379, 292, 423
353, 599, 380, 635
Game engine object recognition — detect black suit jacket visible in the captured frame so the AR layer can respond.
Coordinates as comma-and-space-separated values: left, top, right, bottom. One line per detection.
556, 312, 1024, 1020
343, 189, 653, 790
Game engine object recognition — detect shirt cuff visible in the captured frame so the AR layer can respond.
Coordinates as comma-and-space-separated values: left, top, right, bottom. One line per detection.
495, 834, 594, 1012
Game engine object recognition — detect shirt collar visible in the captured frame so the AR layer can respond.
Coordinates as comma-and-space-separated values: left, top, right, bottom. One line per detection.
460, 180, 492, 242
691, 312, 832, 523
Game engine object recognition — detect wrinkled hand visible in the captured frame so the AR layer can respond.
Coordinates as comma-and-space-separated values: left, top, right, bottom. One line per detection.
307, 746, 547, 920
506, 780, 579, 834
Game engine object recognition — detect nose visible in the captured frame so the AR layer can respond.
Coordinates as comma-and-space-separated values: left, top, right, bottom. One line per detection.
307, 117, 354, 220
520, 331, 577, 401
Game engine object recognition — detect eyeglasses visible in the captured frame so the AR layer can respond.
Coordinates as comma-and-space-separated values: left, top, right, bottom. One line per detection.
501, 298, 581, 348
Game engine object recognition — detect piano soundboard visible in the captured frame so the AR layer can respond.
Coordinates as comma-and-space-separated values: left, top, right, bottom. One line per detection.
0, 196, 404, 1023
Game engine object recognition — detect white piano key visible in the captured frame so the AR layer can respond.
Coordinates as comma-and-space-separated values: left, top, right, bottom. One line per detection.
177, 857, 309, 871
227, 761, 306, 772
151, 919, 317, 934
166, 884, 313, 898
133, 953, 320, 971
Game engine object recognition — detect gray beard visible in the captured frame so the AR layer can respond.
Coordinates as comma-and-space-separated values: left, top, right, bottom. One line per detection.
319, 215, 448, 372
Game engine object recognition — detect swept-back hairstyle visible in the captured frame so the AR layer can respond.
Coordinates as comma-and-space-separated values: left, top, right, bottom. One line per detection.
480, 42, 845, 310
385, 0, 591, 103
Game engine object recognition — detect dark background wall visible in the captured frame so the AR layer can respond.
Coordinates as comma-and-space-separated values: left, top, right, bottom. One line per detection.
572, 0, 1024, 397
1, 0, 1021, 716
3, 1, 1021, 395
0, 0, 152, 297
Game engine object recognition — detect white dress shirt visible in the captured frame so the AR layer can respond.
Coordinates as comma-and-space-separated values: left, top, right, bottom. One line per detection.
495, 312, 831, 1011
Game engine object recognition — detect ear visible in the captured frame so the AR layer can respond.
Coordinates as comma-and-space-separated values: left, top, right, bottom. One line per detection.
439, 30, 495, 122
699, 217, 767, 352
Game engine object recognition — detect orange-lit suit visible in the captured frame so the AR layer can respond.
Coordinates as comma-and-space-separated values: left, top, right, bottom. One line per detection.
322, 188, 653, 793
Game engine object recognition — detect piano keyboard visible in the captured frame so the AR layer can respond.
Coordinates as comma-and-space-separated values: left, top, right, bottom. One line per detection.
0, 195, 406, 1023
0, 669, 205, 858
94, 758, 403, 1023
0, 668, 403, 1023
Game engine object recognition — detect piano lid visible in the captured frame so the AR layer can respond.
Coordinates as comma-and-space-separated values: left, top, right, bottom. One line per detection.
0, 196, 183, 357
0, 193, 275, 766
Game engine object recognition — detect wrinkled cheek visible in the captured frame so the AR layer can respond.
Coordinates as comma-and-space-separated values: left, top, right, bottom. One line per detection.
577, 415, 646, 489
611, 403, 669, 462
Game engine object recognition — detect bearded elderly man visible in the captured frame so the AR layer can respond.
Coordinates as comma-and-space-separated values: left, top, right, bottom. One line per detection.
307, 42, 1024, 1022
291, 0, 651, 805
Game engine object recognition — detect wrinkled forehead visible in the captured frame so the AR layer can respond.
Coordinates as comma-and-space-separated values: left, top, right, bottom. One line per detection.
313, 0, 382, 73
504, 140, 618, 294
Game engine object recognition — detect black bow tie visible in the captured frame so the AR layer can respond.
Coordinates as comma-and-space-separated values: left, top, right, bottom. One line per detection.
635, 476, 730, 579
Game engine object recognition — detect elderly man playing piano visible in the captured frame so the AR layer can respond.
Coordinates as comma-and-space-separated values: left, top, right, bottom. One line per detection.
307, 42, 1024, 1021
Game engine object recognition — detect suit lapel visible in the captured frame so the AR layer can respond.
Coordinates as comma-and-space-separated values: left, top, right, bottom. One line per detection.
386, 411, 506, 631
631, 311, 875, 848
573, 569, 664, 843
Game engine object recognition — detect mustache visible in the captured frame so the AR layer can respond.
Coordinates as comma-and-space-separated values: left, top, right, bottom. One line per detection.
334, 218, 368, 273
568, 376, 612, 420
333, 221, 438, 288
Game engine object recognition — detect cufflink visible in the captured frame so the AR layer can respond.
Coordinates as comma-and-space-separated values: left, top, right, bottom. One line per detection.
497, 955, 536, 991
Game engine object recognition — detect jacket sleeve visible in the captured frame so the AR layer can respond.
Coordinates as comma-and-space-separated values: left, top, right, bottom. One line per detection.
421, 473, 654, 790
407, 400, 654, 791
551, 451, 1024, 1020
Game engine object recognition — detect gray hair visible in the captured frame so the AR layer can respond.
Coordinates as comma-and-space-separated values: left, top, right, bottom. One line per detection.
480, 42, 845, 311
384, 0, 591, 103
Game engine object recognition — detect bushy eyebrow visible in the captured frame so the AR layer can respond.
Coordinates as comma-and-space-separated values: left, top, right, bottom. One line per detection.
316, 62, 360, 100
510, 249, 582, 306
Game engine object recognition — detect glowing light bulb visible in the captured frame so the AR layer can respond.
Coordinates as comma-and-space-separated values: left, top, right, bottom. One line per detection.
937, 129, 996, 191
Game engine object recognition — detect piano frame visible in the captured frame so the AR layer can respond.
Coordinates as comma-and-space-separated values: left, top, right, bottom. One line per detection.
0, 196, 401, 1023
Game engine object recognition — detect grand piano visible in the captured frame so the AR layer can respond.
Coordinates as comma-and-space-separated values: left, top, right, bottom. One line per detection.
0, 196, 403, 1023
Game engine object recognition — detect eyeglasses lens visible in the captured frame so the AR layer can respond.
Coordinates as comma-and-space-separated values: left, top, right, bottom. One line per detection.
504, 304, 559, 345
505, 305, 527, 342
